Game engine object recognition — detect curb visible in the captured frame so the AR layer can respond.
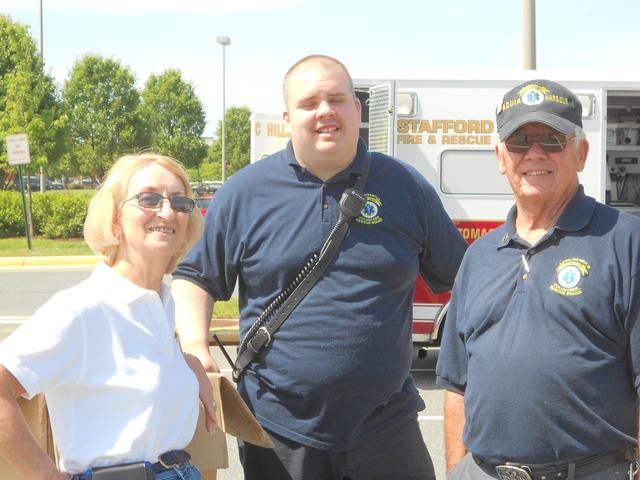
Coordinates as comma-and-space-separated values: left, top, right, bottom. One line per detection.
0, 255, 99, 268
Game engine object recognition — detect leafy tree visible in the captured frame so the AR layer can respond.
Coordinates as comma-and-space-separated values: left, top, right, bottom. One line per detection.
187, 158, 221, 183
210, 106, 251, 177
62, 54, 146, 181
0, 15, 65, 189
139, 69, 208, 168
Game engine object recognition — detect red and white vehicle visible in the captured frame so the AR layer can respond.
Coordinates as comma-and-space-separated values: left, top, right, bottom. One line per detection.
251, 73, 640, 348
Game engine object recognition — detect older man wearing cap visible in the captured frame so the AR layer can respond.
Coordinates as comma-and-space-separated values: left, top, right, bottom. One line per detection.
436, 78, 640, 480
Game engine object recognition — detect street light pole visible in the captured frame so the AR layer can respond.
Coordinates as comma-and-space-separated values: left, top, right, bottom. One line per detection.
216, 36, 231, 182
39, 0, 46, 194
39, 0, 43, 58
522, 0, 536, 69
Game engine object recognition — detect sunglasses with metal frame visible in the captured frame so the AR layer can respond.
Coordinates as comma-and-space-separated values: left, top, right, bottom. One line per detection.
504, 132, 570, 153
120, 192, 196, 213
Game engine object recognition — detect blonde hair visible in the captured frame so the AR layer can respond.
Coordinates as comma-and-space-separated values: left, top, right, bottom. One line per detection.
83, 153, 203, 273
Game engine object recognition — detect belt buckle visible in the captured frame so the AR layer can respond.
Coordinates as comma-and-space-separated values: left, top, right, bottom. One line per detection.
495, 465, 533, 480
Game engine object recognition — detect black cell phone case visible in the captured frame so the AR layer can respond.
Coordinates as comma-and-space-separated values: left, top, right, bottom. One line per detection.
91, 462, 155, 480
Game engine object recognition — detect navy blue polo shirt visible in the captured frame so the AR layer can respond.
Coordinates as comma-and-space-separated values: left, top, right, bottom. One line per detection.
436, 186, 640, 464
176, 139, 467, 450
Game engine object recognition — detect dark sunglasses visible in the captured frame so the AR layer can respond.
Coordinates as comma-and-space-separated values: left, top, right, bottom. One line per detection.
505, 132, 570, 153
121, 192, 196, 213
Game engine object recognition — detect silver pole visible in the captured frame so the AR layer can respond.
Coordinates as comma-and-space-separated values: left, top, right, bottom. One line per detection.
39, 0, 46, 193
522, 0, 536, 69
216, 36, 231, 182
221, 44, 226, 182
39, 0, 43, 58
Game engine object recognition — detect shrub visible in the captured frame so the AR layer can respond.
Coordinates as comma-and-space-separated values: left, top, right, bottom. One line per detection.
0, 191, 26, 238
0, 191, 93, 239
32, 192, 93, 239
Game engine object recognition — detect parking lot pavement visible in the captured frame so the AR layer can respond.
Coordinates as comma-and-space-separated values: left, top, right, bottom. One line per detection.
211, 346, 446, 480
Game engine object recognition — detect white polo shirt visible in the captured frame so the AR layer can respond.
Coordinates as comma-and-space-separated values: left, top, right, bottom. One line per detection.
0, 262, 199, 473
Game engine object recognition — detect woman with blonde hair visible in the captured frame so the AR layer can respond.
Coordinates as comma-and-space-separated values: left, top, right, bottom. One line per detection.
0, 153, 214, 479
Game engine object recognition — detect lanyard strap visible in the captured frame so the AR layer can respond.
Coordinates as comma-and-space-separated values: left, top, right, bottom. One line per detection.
232, 153, 372, 381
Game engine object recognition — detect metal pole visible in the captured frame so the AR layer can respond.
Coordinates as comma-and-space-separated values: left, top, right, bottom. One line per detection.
39, 0, 43, 58
522, 0, 536, 69
221, 44, 226, 182
39, 0, 47, 193
216, 36, 230, 182
17, 165, 32, 250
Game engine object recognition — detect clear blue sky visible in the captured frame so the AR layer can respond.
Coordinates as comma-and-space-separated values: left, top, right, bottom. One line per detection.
2, 0, 637, 136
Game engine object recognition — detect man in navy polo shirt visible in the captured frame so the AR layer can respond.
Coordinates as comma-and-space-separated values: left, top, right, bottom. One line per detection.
173, 54, 466, 480
437, 79, 640, 480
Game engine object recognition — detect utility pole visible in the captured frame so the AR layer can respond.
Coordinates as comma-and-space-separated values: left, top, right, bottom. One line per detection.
39, 0, 46, 193
523, 0, 536, 70
216, 36, 231, 182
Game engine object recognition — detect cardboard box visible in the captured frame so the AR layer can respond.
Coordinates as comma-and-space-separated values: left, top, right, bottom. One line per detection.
186, 373, 273, 474
0, 373, 268, 478
0, 394, 57, 479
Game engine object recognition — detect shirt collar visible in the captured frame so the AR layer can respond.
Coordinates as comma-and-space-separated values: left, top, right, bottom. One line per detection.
92, 262, 169, 305
285, 138, 368, 184
498, 185, 595, 248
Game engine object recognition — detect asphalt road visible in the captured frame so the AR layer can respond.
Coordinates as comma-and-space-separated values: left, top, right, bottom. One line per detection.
0, 267, 447, 479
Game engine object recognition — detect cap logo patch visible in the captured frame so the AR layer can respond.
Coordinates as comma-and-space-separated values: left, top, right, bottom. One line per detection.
520, 84, 548, 106
356, 193, 382, 225
549, 257, 590, 296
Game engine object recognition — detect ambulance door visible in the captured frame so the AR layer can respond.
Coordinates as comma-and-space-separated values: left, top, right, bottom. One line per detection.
367, 82, 396, 156
572, 88, 604, 203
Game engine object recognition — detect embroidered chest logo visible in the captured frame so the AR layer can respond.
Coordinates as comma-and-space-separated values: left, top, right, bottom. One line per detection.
356, 193, 383, 225
549, 257, 591, 296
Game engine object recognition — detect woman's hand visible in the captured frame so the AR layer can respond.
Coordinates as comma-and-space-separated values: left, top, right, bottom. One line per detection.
183, 353, 218, 433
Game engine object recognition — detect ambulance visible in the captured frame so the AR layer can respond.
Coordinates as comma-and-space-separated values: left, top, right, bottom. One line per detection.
250, 74, 640, 352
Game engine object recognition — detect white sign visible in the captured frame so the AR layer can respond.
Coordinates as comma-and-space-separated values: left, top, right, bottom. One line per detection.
6, 133, 31, 165
250, 113, 290, 163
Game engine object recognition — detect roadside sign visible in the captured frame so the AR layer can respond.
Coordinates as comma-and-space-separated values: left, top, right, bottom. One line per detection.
6, 133, 31, 166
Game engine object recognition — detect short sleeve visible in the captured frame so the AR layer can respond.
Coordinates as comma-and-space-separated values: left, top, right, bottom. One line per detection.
418, 181, 467, 293
435, 267, 469, 395
628, 271, 640, 395
174, 187, 239, 301
0, 293, 84, 399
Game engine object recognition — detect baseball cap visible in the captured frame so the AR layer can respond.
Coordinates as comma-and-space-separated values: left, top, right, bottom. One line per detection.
496, 79, 582, 140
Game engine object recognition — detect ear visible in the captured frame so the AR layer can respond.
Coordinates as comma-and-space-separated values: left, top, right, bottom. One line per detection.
576, 138, 589, 173
496, 144, 507, 175
283, 110, 290, 123
112, 210, 122, 239
355, 97, 362, 118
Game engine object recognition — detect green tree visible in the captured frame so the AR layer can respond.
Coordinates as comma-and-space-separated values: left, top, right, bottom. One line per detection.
62, 54, 146, 181
139, 69, 208, 168
210, 106, 251, 177
0, 15, 65, 188
187, 159, 220, 183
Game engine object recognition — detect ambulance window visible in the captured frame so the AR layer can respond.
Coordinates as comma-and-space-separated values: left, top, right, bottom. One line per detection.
397, 92, 417, 117
440, 150, 511, 195
577, 94, 595, 118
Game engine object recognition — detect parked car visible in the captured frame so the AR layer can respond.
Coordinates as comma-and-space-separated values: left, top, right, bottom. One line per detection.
46, 181, 64, 190
191, 181, 221, 196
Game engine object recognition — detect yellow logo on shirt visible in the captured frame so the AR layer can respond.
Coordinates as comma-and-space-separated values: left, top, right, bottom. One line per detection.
356, 193, 383, 225
549, 258, 590, 296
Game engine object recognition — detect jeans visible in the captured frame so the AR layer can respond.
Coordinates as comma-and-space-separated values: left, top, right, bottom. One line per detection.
155, 462, 201, 480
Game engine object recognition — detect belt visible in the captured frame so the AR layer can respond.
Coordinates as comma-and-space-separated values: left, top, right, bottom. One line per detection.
474, 448, 635, 480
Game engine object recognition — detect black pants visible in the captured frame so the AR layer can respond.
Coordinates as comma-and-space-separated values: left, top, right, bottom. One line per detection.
239, 415, 436, 480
